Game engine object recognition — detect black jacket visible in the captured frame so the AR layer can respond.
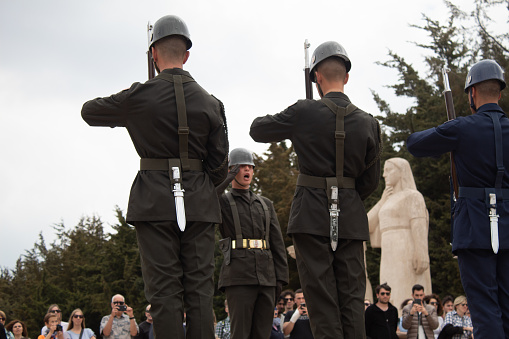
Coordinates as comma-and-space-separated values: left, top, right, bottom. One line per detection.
365, 303, 399, 339
82, 68, 228, 223
250, 92, 381, 239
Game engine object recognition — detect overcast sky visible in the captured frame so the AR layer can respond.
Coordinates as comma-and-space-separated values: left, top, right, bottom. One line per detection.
0, 0, 499, 270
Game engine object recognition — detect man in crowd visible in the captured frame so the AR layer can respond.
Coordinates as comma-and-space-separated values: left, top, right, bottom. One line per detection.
82, 14, 228, 339
41, 304, 68, 335
401, 284, 438, 339
216, 148, 288, 338
365, 283, 398, 339
407, 59, 509, 339
283, 289, 313, 339
100, 294, 138, 339
136, 305, 152, 339
215, 300, 230, 339
250, 41, 381, 339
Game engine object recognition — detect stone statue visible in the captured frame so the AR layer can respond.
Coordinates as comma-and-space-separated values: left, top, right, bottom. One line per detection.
368, 158, 432, 313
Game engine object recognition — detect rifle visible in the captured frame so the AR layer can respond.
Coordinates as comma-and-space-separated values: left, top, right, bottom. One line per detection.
147, 22, 156, 80
304, 39, 313, 99
442, 65, 459, 199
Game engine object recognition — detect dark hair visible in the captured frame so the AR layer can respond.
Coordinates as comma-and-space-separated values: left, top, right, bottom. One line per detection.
295, 289, 303, 295
424, 294, 444, 316
280, 289, 295, 299
375, 283, 391, 294
442, 295, 454, 306
411, 284, 424, 294
5, 320, 28, 337
400, 298, 413, 310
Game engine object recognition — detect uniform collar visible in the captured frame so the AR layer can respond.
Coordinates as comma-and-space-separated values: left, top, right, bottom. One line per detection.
159, 68, 194, 79
476, 103, 505, 115
323, 91, 351, 102
231, 188, 252, 203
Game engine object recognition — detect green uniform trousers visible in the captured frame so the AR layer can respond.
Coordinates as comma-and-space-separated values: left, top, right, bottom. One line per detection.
225, 285, 275, 339
135, 220, 215, 339
293, 234, 366, 339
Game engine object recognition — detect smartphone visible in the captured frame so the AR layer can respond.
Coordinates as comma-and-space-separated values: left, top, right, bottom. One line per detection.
413, 299, 422, 305
300, 303, 306, 308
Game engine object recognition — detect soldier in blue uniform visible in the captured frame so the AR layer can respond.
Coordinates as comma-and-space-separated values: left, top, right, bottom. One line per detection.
407, 59, 509, 339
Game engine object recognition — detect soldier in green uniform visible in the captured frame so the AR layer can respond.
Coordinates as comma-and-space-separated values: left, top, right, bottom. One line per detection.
216, 148, 289, 339
82, 15, 228, 339
250, 41, 381, 339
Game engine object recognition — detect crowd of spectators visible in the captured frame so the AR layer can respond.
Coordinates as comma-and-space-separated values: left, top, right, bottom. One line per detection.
1, 287, 473, 339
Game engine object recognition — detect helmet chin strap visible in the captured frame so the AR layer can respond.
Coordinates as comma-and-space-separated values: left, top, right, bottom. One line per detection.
234, 177, 249, 188
317, 83, 324, 98
469, 88, 477, 112
154, 58, 161, 74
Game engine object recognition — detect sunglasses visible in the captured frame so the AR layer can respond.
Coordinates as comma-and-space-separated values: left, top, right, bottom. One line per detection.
0, 317, 5, 321
73, 315, 84, 319
364, 303, 371, 306
49, 310, 62, 313
460, 303, 468, 307
430, 302, 438, 305
113, 301, 125, 305
380, 292, 391, 296
284, 298, 294, 301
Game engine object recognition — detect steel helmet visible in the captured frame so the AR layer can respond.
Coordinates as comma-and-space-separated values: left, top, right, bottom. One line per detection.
229, 148, 255, 167
309, 41, 351, 83
149, 15, 192, 50
464, 59, 506, 93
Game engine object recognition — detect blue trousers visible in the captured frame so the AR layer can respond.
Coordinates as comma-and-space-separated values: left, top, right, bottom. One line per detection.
457, 249, 509, 339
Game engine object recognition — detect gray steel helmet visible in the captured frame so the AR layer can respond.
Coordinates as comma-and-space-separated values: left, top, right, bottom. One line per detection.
229, 148, 255, 167
464, 59, 506, 93
309, 41, 351, 83
149, 15, 192, 50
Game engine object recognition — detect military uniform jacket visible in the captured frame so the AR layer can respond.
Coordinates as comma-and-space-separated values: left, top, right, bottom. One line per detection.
82, 68, 228, 223
407, 103, 509, 252
218, 189, 289, 289
250, 92, 381, 239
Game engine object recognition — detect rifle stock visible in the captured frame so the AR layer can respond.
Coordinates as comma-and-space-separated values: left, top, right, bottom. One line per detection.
147, 22, 155, 80
304, 39, 313, 99
442, 66, 459, 199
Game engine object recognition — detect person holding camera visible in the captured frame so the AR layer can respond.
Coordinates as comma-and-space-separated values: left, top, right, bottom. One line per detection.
283, 289, 313, 339
38, 313, 65, 339
401, 284, 438, 339
41, 305, 68, 335
100, 294, 138, 339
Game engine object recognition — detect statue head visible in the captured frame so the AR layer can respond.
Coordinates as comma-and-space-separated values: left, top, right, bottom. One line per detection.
384, 158, 416, 191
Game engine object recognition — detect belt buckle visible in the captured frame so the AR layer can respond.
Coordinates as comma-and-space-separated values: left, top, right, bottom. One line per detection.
249, 239, 262, 249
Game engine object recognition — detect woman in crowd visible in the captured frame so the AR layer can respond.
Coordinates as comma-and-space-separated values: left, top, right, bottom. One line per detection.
64, 309, 95, 339
442, 296, 454, 319
5, 321, 28, 339
424, 294, 444, 338
397, 298, 413, 338
440, 296, 473, 339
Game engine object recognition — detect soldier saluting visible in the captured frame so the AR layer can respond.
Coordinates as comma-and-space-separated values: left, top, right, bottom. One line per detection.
250, 41, 381, 339
81, 15, 228, 339
216, 148, 289, 339
407, 59, 509, 339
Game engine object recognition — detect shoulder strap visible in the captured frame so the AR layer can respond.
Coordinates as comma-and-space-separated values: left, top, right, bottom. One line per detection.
79, 329, 84, 339
320, 98, 357, 189
155, 73, 195, 172
255, 195, 271, 249
226, 193, 243, 247
488, 112, 505, 189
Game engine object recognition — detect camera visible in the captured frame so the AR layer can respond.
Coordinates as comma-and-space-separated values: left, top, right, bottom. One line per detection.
117, 305, 127, 312
413, 299, 422, 305
55, 325, 62, 332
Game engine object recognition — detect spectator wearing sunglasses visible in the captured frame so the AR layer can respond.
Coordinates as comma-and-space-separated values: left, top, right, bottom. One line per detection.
365, 283, 398, 339
41, 305, 68, 336
424, 294, 444, 338
0, 311, 11, 339
64, 309, 95, 339
100, 294, 138, 339
364, 299, 372, 310
441, 296, 473, 339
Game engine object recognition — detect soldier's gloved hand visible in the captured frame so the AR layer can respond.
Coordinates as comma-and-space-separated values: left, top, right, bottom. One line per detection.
215, 164, 241, 195
275, 281, 283, 306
